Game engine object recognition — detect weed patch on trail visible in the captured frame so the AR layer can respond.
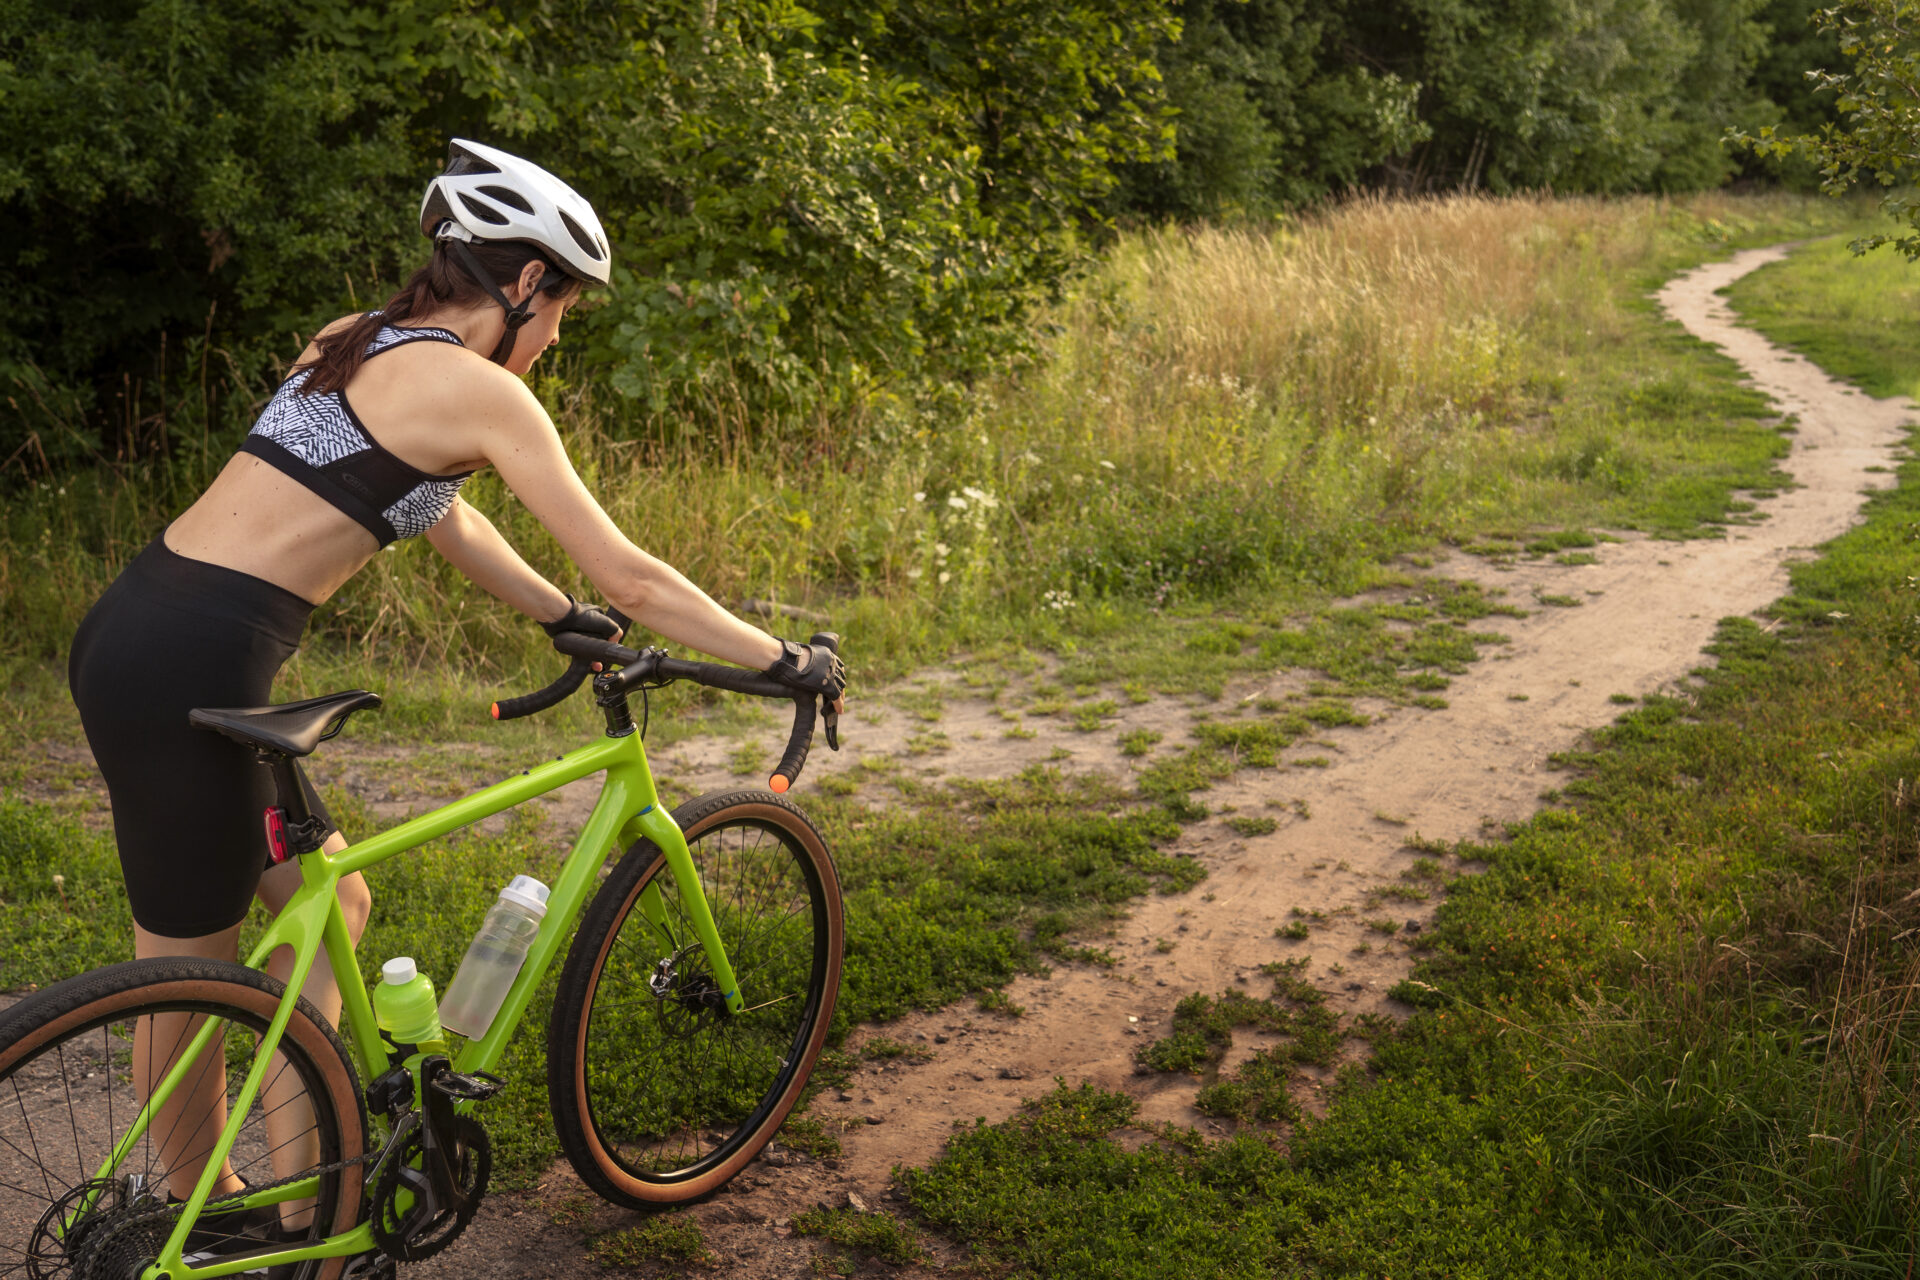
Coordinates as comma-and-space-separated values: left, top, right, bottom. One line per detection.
792, 1207, 927, 1267
586, 1215, 712, 1268
1134, 965, 1349, 1128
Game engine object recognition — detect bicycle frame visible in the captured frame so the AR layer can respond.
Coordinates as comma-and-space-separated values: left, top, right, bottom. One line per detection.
108, 726, 745, 1280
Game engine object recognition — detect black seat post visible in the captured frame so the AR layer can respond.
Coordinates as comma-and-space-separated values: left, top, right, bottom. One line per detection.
259, 750, 328, 858
259, 753, 309, 824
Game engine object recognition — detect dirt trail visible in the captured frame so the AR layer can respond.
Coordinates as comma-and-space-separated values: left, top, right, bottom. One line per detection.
404, 243, 1920, 1277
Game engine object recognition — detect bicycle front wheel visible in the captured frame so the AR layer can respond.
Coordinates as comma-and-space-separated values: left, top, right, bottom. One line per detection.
548, 789, 843, 1208
0, 957, 366, 1280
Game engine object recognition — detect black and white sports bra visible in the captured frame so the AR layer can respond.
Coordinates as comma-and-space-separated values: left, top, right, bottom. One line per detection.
241, 321, 473, 547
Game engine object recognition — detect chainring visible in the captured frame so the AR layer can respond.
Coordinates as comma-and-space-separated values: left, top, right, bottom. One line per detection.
369, 1113, 490, 1262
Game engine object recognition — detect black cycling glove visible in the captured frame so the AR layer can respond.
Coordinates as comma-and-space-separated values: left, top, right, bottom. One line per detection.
540, 594, 623, 641
766, 638, 847, 702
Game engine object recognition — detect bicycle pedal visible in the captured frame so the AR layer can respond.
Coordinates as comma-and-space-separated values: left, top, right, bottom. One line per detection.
428, 1069, 506, 1102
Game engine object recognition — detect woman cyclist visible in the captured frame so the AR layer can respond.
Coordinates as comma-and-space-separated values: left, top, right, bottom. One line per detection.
66, 139, 846, 1258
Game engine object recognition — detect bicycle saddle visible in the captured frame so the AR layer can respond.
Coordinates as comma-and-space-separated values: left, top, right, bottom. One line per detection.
189, 690, 383, 758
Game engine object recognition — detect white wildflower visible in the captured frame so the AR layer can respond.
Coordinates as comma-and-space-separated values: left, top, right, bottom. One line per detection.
947, 495, 968, 511
1098, 460, 1115, 471
913, 491, 926, 502
939, 571, 952, 585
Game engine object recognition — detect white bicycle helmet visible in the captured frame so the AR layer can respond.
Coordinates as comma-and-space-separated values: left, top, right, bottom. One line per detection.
419, 138, 611, 285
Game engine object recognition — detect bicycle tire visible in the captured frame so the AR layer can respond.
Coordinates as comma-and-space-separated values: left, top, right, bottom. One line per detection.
0, 957, 367, 1280
547, 789, 843, 1208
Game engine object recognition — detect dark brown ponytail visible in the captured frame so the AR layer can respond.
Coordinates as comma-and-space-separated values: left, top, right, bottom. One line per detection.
294, 239, 581, 395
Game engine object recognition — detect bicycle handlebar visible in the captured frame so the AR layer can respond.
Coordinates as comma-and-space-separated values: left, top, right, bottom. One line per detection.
492, 614, 841, 794
489, 657, 593, 722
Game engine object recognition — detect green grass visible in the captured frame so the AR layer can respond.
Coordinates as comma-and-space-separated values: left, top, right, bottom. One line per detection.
1722, 229, 1920, 399
792, 1206, 927, 1267
585, 1215, 711, 1267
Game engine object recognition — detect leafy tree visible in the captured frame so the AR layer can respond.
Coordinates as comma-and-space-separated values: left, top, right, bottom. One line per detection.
1114, 0, 1427, 219
1355, 0, 1770, 193
0, 0, 1184, 463
449, 0, 1018, 422
806, 0, 1179, 256
0, 0, 442, 461
1732, 0, 1920, 254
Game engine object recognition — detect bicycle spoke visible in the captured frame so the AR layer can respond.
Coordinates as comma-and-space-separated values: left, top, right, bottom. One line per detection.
8, 1077, 54, 1206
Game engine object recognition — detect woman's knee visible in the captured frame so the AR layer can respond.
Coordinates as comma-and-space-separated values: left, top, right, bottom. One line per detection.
338, 873, 373, 943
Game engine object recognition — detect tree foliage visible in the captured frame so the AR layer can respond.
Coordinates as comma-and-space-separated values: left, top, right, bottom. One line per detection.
1733, 0, 1920, 256
0, 0, 1174, 461
0, 0, 1871, 466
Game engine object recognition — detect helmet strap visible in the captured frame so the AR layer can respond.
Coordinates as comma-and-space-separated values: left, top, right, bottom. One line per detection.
444, 236, 547, 366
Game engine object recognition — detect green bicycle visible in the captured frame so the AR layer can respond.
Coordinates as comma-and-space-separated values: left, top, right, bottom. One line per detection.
0, 625, 846, 1279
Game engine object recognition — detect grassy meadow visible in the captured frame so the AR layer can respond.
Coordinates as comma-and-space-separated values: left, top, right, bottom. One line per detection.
5, 191, 1916, 1271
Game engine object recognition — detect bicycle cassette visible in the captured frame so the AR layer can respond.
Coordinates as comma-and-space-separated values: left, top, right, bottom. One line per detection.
370, 1113, 490, 1262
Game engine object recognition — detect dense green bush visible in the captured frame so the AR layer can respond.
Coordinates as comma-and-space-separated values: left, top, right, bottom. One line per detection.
0, 0, 1177, 460
0, 0, 1860, 466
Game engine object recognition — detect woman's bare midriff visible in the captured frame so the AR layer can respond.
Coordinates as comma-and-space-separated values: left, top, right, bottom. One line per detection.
164, 455, 382, 606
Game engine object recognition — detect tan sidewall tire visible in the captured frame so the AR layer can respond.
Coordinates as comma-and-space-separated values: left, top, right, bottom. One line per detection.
567, 794, 843, 1206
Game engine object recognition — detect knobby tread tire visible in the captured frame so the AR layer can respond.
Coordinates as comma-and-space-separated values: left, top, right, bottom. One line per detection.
547, 789, 844, 1210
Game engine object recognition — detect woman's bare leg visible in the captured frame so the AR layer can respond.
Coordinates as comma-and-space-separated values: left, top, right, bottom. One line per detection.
253, 837, 372, 1230
131, 922, 247, 1203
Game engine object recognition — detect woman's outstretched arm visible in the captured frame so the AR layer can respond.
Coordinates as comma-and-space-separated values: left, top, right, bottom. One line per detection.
466, 376, 783, 670
424, 496, 573, 624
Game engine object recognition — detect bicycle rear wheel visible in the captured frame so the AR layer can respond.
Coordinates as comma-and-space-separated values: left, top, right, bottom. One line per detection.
0, 958, 366, 1280
548, 789, 843, 1208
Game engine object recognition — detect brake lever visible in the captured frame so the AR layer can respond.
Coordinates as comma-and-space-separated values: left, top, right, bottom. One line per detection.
823, 702, 840, 751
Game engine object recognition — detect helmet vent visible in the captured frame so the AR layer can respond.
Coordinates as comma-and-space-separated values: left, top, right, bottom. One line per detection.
444, 154, 501, 178
477, 184, 534, 214
458, 193, 511, 226
560, 211, 607, 261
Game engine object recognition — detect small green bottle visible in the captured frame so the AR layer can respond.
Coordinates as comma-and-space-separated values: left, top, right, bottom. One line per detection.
373, 956, 449, 1058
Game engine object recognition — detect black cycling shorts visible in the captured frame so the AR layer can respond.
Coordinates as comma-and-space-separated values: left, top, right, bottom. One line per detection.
68, 535, 338, 938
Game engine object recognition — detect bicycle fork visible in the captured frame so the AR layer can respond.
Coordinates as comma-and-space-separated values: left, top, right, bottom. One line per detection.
623, 806, 746, 1018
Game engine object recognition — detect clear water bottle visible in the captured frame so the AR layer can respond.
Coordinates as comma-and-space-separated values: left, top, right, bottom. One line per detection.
372, 957, 448, 1059
438, 875, 550, 1038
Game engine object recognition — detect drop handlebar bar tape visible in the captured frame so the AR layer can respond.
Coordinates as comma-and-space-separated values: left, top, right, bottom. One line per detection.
491, 657, 592, 721
770, 695, 816, 794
